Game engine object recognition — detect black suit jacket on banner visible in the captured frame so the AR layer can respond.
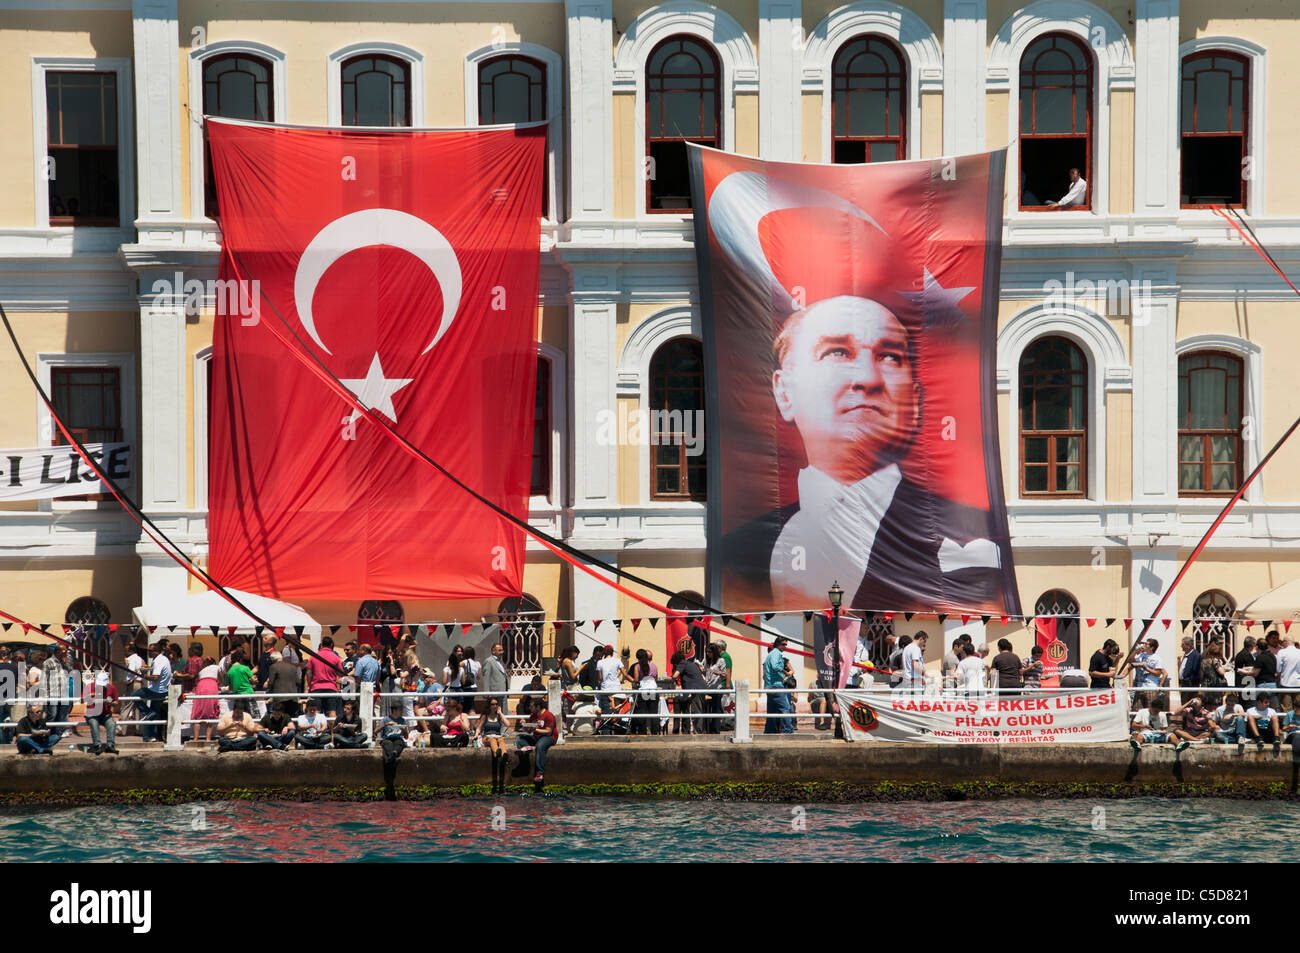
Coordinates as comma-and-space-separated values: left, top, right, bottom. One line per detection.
720, 476, 1013, 613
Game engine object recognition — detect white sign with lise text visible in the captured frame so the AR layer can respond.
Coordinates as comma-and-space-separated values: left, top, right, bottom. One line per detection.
835, 688, 1131, 743
0, 443, 130, 501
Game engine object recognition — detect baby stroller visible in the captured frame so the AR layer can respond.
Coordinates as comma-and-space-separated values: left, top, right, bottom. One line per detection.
593, 693, 634, 735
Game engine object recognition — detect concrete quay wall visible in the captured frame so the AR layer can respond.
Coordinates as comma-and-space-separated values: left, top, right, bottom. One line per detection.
1, 741, 1297, 799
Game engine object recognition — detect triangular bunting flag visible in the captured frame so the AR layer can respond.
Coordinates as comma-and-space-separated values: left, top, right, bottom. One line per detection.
462, 623, 472, 636
763, 613, 774, 622
1161, 619, 1171, 629
1105, 618, 1115, 627
722, 614, 733, 626
613, 619, 622, 631
802, 611, 813, 623
274, 626, 285, 637
961, 614, 970, 625
743, 614, 753, 626
2, 623, 12, 632
824, 609, 834, 622
254, 626, 264, 636
1261, 620, 1273, 631
1245, 620, 1256, 629
980, 615, 990, 625
442, 624, 455, 638
904, 612, 914, 622
208, 626, 219, 637
1199, 620, 1210, 633
1285, 620, 1294, 633
701, 615, 713, 629
148, 625, 158, 634
936, 613, 947, 624
1180, 620, 1190, 632
329, 625, 341, 635
884, 612, 895, 622
108, 624, 118, 633
650, 618, 659, 629
1086, 618, 1096, 627
631, 618, 642, 631
592, 620, 602, 630
1123, 619, 1132, 630
166, 626, 177, 634
1000, 615, 1010, 626
294, 625, 305, 637
574, 620, 585, 630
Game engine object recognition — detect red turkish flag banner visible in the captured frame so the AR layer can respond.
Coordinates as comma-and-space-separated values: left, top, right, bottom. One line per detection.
206, 120, 545, 600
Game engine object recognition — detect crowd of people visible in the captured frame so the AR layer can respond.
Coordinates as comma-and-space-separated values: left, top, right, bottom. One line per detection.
5, 622, 1298, 758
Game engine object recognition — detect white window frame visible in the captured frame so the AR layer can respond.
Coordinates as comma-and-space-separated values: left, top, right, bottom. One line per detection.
1177, 37, 1267, 218
612, 0, 759, 221
465, 42, 563, 225
802, 0, 945, 163
32, 56, 134, 231
986, 0, 1136, 219
36, 351, 137, 513
329, 41, 425, 128
616, 306, 705, 507
532, 342, 567, 511
1174, 334, 1263, 504
188, 41, 288, 224
997, 304, 1131, 504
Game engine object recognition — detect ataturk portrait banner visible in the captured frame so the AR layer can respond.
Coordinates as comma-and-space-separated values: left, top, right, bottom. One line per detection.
688, 145, 1020, 616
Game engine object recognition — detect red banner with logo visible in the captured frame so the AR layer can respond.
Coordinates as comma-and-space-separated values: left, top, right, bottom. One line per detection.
206, 119, 545, 600
688, 146, 1020, 616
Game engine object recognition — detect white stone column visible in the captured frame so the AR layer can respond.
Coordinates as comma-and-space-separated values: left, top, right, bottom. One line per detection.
566, 0, 615, 220
1129, 263, 1179, 513
944, 0, 986, 155
759, 0, 802, 161
1134, 0, 1181, 222
566, 265, 620, 537
131, 0, 183, 222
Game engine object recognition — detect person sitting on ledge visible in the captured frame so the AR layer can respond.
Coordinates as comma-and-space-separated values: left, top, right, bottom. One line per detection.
1129, 696, 1169, 750
331, 699, 369, 749
430, 697, 471, 748
1244, 692, 1281, 756
377, 702, 409, 767
256, 704, 296, 750
14, 702, 59, 755
512, 696, 557, 784
1169, 695, 1214, 752
216, 700, 259, 753
294, 698, 331, 749
1211, 693, 1246, 747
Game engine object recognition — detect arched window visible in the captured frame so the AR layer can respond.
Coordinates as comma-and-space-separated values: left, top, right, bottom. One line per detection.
1181, 51, 1248, 208
479, 55, 548, 215
357, 599, 405, 646
1193, 589, 1236, 656
341, 55, 410, 127
1034, 589, 1080, 672
532, 357, 551, 498
861, 612, 895, 669
65, 596, 111, 669
1018, 34, 1092, 210
831, 35, 906, 163
494, 594, 544, 677
202, 53, 273, 216
649, 338, 706, 500
646, 36, 720, 211
1178, 351, 1243, 496
1020, 337, 1087, 497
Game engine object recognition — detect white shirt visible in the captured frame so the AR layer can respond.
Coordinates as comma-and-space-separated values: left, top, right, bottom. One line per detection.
296, 712, 327, 737
902, 642, 926, 686
1055, 177, 1087, 207
1276, 645, 1300, 688
771, 464, 903, 606
1132, 709, 1167, 732
957, 655, 986, 692
597, 657, 623, 692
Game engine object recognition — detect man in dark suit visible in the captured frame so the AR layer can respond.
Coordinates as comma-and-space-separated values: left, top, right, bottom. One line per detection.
720, 294, 1011, 612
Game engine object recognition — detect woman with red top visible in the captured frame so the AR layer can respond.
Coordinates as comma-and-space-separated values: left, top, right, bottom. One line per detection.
432, 697, 471, 748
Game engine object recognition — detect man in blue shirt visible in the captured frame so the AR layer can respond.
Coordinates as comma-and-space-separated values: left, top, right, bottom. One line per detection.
763, 637, 794, 734
353, 643, 380, 685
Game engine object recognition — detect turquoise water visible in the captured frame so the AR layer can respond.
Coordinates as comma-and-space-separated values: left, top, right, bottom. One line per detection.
0, 797, 1295, 862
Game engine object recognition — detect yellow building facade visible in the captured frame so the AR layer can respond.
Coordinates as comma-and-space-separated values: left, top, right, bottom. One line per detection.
1, 0, 1298, 689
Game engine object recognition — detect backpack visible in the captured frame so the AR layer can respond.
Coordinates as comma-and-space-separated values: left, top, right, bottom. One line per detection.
579, 658, 600, 689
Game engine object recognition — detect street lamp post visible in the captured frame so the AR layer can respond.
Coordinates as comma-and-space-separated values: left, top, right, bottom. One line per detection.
829, 581, 843, 738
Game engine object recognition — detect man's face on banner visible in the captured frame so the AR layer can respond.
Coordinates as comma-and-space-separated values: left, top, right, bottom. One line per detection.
771, 296, 919, 483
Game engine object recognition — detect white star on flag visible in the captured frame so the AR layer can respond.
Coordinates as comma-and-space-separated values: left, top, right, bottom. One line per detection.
899, 267, 975, 320
340, 352, 413, 424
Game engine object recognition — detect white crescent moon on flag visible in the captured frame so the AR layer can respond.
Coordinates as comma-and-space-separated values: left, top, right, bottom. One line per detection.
293, 208, 462, 356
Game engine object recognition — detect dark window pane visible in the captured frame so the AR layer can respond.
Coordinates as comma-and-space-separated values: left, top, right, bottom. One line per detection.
1024, 436, 1048, 464
1024, 466, 1048, 492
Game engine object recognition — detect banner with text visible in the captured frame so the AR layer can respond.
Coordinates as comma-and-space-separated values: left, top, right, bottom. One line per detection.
0, 444, 131, 502
835, 688, 1130, 743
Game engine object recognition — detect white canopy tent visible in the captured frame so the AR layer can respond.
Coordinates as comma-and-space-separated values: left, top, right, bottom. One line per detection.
1238, 577, 1300, 623
132, 588, 322, 645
